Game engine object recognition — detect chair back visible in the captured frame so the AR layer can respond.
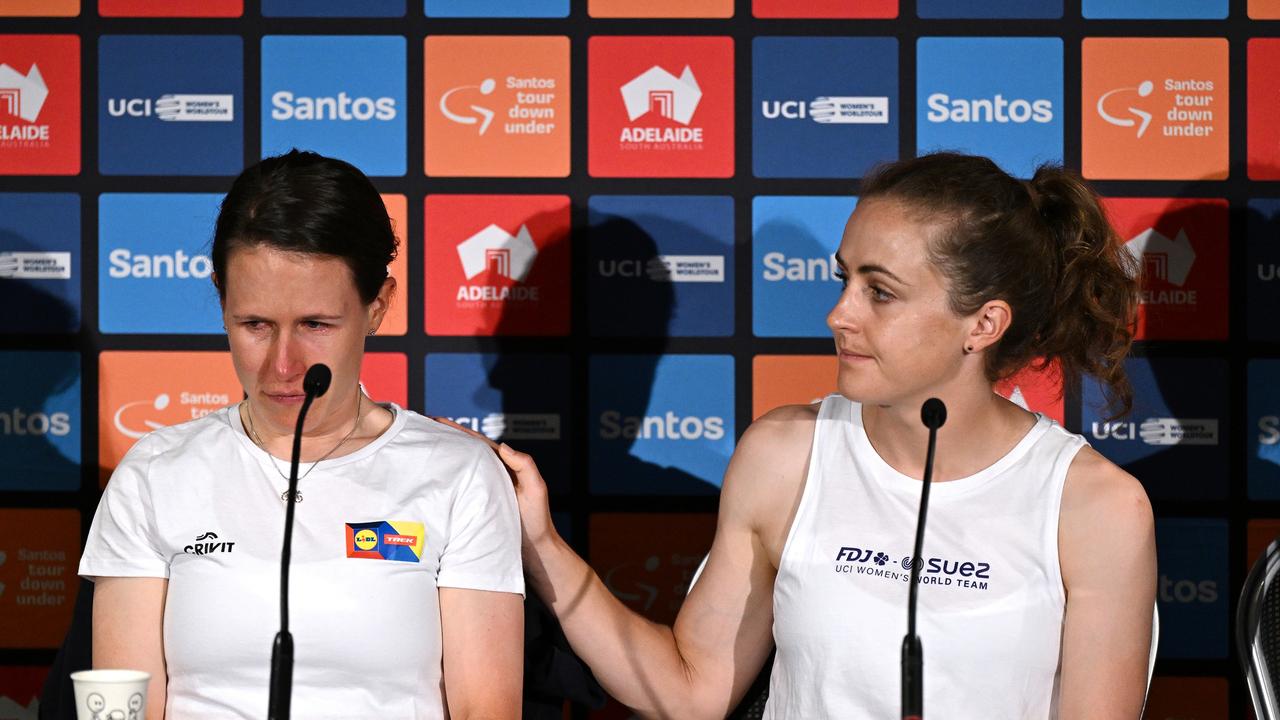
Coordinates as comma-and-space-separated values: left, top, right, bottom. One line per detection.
1238, 537, 1280, 720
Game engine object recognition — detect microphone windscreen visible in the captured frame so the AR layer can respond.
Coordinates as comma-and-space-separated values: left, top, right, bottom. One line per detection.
303, 364, 332, 398
921, 398, 947, 429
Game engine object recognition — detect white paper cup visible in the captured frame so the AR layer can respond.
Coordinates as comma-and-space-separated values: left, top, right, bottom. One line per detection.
70, 669, 150, 720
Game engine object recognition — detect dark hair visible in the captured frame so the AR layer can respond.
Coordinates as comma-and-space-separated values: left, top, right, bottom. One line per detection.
212, 149, 398, 304
860, 152, 1139, 418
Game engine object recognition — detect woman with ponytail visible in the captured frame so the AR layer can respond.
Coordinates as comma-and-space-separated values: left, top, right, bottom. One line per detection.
473, 152, 1156, 718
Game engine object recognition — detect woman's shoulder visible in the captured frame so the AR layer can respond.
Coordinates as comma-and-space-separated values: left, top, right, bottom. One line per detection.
1060, 445, 1154, 548
386, 408, 500, 466
721, 402, 821, 537
118, 405, 239, 466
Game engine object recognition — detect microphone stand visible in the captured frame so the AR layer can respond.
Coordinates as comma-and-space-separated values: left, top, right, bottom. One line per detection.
902, 398, 946, 720
268, 364, 331, 720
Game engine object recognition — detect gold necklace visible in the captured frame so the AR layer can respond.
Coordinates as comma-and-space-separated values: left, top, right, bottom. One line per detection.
243, 393, 362, 503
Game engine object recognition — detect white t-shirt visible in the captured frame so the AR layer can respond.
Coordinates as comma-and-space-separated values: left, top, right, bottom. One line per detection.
80, 403, 523, 720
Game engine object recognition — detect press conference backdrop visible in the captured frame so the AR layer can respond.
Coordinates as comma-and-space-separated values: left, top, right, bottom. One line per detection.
0, 0, 1274, 716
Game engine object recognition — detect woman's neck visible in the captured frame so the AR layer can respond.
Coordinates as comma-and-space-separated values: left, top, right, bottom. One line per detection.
241, 390, 382, 463
861, 384, 1036, 483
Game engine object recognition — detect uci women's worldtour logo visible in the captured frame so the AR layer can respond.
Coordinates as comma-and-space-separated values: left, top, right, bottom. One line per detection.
1083, 357, 1228, 501
752, 37, 898, 178
99, 35, 243, 175
424, 352, 571, 491
916, 37, 1062, 178
424, 195, 570, 336
98, 351, 241, 481
589, 36, 733, 178
1103, 197, 1228, 340
1082, 38, 1228, 180
833, 545, 993, 592
262, 35, 406, 176
424, 36, 569, 177
0, 35, 79, 175
0, 193, 81, 333
588, 195, 735, 337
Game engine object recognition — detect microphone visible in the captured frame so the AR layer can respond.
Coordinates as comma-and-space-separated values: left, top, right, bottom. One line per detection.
268, 363, 331, 720
902, 397, 946, 720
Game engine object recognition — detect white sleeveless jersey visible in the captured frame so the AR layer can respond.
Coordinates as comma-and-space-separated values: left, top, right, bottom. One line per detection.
763, 394, 1086, 719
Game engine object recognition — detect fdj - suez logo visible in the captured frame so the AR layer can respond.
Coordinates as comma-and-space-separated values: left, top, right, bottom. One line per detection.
439, 76, 559, 137
270, 91, 396, 121
1125, 226, 1197, 306
455, 223, 539, 303
833, 545, 992, 590
0, 61, 50, 145
759, 252, 840, 283
925, 92, 1054, 124
761, 96, 889, 125
598, 410, 725, 440
597, 256, 726, 283
0, 406, 70, 437
1091, 417, 1219, 445
619, 65, 705, 148
106, 248, 212, 279
183, 531, 235, 556
1097, 78, 1217, 139
107, 94, 234, 122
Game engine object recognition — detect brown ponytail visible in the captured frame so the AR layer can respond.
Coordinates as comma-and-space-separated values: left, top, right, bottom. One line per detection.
860, 152, 1138, 418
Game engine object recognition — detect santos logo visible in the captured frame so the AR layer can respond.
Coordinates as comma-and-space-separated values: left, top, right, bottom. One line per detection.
0, 61, 50, 143
107, 249, 212, 279
925, 93, 1054, 124
107, 94, 234, 122
760, 252, 839, 282
270, 91, 396, 121
1091, 417, 1218, 445
1259, 416, 1280, 446
598, 410, 725, 440
0, 251, 71, 280
443, 413, 561, 441
1160, 574, 1217, 604
599, 256, 725, 283
0, 407, 71, 437
761, 97, 890, 125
